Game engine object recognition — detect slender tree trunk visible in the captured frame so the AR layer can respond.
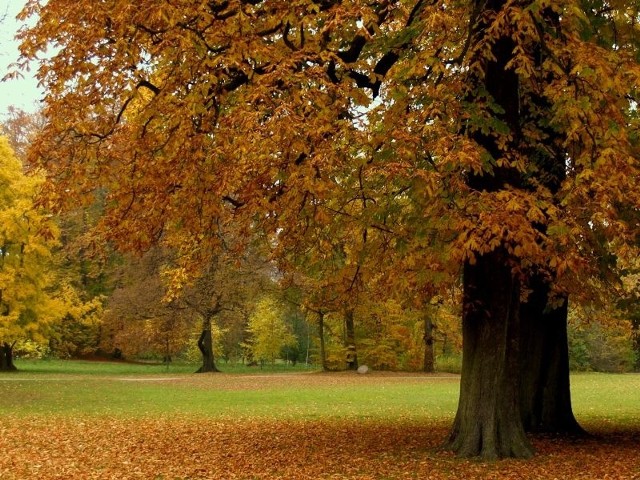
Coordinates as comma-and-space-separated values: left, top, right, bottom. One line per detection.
344, 309, 358, 370
196, 317, 219, 373
0, 342, 17, 371
423, 311, 435, 373
632, 316, 640, 371
519, 276, 584, 434
447, 251, 533, 459
318, 311, 328, 371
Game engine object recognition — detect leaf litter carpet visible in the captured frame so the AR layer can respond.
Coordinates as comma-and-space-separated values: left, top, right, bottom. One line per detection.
1, 416, 639, 479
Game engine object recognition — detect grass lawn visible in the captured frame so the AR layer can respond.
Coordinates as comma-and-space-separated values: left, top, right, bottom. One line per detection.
0, 360, 639, 479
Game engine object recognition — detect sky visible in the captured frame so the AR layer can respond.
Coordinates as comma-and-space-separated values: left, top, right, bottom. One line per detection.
0, 0, 42, 117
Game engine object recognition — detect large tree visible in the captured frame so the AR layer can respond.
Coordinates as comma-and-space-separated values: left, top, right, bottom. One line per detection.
19, 0, 640, 457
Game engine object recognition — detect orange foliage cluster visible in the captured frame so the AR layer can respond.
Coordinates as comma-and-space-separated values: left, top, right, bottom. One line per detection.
0, 416, 638, 479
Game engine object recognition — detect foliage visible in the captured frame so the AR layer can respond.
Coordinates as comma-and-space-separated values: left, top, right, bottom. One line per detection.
616, 270, 640, 370
47, 286, 103, 358
12, 339, 48, 359
0, 136, 64, 348
246, 296, 298, 365
99, 245, 278, 363
356, 300, 415, 371
1, 110, 110, 361
16, 0, 640, 301
100, 249, 192, 359
568, 309, 637, 373
0, 106, 44, 161
435, 354, 463, 374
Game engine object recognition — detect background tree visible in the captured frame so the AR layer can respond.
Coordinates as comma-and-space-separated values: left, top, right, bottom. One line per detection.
0, 136, 69, 369
568, 304, 637, 373
2, 108, 110, 361
246, 296, 297, 366
0, 107, 44, 162
102, 243, 275, 369
100, 248, 190, 360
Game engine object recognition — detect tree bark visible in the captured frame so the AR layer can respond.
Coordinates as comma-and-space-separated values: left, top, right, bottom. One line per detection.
446, 0, 542, 458
318, 311, 328, 371
447, 252, 533, 459
423, 311, 435, 373
344, 309, 358, 370
519, 276, 584, 434
196, 317, 219, 373
0, 342, 17, 371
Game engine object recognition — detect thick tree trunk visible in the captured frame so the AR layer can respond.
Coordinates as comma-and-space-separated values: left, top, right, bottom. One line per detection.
423, 312, 435, 373
519, 276, 584, 434
447, 252, 533, 459
318, 311, 328, 371
196, 318, 219, 373
0, 342, 17, 371
446, 0, 538, 459
344, 309, 358, 370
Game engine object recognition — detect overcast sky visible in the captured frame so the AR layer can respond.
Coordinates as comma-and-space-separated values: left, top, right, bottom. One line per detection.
0, 0, 42, 117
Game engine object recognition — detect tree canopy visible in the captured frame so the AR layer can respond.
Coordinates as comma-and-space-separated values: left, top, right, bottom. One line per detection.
17, 0, 639, 296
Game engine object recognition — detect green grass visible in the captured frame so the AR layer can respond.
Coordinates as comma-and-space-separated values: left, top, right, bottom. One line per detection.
1, 360, 639, 431
570, 372, 640, 427
1, 360, 458, 421
11, 358, 316, 375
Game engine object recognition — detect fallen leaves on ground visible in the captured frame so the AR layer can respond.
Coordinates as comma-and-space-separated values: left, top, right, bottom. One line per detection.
0, 416, 639, 479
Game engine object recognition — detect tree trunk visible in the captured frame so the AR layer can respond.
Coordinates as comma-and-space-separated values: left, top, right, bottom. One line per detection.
423, 311, 435, 373
344, 309, 358, 370
196, 317, 219, 373
0, 342, 17, 371
318, 311, 328, 371
446, 252, 533, 459
446, 0, 537, 459
519, 276, 584, 434
632, 315, 640, 371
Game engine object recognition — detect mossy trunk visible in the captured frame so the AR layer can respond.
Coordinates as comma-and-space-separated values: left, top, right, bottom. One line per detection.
519, 276, 584, 434
0, 342, 17, 371
447, 252, 533, 459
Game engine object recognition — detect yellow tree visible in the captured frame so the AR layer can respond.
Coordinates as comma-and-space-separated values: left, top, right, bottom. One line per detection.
246, 296, 297, 365
18, 0, 640, 457
0, 136, 65, 370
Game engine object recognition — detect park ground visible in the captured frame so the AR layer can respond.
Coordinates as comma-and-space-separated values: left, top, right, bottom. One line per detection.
0, 361, 639, 479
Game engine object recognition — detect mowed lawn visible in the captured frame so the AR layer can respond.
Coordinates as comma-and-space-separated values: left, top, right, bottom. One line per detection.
0, 361, 639, 479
